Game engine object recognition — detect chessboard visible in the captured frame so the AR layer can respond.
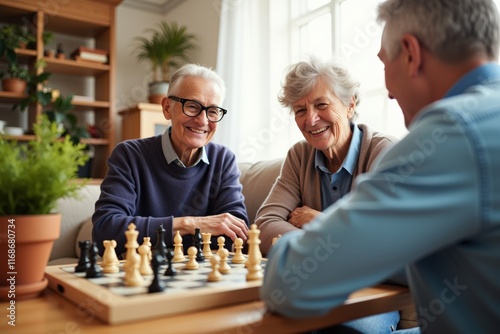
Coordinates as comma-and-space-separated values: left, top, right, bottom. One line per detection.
45, 224, 267, 325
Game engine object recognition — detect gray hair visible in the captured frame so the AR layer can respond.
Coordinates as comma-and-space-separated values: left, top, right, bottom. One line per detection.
168, 64, 226, 101
278, 57, 361, 119
377, 0, 500, 62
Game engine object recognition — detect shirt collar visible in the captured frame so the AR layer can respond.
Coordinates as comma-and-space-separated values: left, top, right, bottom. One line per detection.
161, 126, 209, 168
445, 63, 500, 98
315, 123, 362, 175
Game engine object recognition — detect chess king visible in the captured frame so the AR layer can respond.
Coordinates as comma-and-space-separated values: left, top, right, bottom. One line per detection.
92, 64, 249, 257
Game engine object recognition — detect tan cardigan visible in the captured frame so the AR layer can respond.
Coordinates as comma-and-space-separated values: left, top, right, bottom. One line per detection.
255, 124, 397, 254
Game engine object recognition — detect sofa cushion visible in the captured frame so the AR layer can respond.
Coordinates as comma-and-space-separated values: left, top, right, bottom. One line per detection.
50, 184, 101, 261
238, 158, 283, 224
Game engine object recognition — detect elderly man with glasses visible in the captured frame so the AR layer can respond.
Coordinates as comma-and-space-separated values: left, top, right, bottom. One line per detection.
92, 64, 249, 257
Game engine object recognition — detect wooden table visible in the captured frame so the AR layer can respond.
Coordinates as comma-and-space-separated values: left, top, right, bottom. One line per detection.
0, 284, 412, 334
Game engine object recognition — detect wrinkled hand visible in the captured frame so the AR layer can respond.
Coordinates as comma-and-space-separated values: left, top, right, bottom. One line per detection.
288, 206, 321, 228
194, 213, 249, 241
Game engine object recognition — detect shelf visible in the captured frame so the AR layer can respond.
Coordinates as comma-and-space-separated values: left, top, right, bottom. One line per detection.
0, 90, 28, 103
0, 0, 120, 179
44, 57, 109, 76
2, 134, 109, 146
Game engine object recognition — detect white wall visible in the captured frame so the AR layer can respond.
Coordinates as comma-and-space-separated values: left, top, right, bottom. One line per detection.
114, 0, 221, 143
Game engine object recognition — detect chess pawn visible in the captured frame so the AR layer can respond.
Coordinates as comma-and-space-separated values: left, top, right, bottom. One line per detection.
142, 236, 152, 261
184, 246, 199, 270
172, 230, 186, 262
231, 237, 246, 264
272, 234, 282, 246
207, 254, 222, 282
124, 248, 144, 287
101, 240, 119, 273
138, 244, 153, 275
246, 224, 263, 281
217, 236, 226, 257
219, 248, 231, 274
202, 232, 212, 259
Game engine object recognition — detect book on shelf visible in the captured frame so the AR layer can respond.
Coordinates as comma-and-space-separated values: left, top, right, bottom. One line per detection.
71, 46, 109, 64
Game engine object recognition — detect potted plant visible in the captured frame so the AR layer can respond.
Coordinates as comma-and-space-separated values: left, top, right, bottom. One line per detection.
0, 115, 89, 300
0, 62, 30, 93
0, 24, 33, 63
15, 59, 52, 111
133, 21, 198, 104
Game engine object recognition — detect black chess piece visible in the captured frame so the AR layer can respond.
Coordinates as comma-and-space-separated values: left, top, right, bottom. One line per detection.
148, 253, 165, 293
153, 225, 167, 263
86, 242, 103, 278
193, 228, 205, 262
164, 248, 177, 276
75, 240, 91, 273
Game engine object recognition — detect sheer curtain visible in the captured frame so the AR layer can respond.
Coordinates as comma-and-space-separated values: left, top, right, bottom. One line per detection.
215, 0, 301, 163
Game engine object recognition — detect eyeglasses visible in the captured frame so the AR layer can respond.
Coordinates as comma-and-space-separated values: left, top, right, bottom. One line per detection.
169, 96, 227, 123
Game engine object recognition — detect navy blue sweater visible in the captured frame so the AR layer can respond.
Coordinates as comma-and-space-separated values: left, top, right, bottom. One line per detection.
92, 135, 248, 256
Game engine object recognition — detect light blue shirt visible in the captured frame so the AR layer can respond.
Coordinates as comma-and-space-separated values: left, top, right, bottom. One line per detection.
317, 124, 362, 209
161, 126, 209, 168
261, 63, 500, 333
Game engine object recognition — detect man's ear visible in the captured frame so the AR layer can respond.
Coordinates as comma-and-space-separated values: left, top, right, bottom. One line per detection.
400, 33, 422, 77
162, 97, 172, 120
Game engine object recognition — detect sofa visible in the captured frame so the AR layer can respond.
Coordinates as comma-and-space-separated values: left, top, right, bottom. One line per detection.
48, 157, 416, 328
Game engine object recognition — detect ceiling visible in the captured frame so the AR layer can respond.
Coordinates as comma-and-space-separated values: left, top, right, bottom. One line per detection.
121, 0, 183, 13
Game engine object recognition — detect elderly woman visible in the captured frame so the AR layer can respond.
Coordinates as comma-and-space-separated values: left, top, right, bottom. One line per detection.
93, 64, 249, 257
256, 57, 399, 333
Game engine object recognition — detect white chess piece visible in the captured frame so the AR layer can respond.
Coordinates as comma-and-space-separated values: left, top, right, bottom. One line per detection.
123, 223, 139, 272
138, 244, 153, 275
184, 246, 199, 270
123, 223, 144, 286
217, 236, 225, 257
219, 248, 231, 274
173, 230, 186, 262
124, 249, 144, 286
142, 236, 152, 261
101, 240, 119, 273
231, 237, 246, 264
246, 224, 263, 281
207, 254, 222, 282
202, 232, 212, 259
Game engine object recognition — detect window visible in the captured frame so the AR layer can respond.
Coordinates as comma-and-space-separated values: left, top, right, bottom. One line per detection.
290, 0, 407, 139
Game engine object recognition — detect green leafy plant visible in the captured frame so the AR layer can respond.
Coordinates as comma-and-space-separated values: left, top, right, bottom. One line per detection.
0, 114, 89, 215
0, 62, 30, 81
45, 93, 90, 145
0, 24, 36, 62
133, 21, 198, 83
15, 59, 53, 111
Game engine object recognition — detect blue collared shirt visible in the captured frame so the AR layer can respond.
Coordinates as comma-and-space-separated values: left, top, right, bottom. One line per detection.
261, 63, 500, 332
161, 126, 209, 168
316, 124, 363, 210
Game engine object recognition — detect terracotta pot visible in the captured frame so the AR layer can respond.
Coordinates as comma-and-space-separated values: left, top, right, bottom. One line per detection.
1, 78, 27, 93
0, 214, 61, 301
148, 81, 169, 104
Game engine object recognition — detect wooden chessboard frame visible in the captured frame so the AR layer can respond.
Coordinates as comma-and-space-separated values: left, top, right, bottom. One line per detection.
45, 255, 264, 325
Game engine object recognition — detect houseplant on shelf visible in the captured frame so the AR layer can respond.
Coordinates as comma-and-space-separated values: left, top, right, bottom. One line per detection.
0, 62, 30, 93
0, 115, 89, 300
133, 21, 198, 104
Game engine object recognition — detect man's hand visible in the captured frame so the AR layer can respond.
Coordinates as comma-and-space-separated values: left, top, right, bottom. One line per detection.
175, 213, 249, 241
288, 206, 322, 228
